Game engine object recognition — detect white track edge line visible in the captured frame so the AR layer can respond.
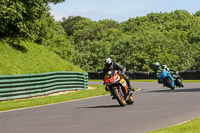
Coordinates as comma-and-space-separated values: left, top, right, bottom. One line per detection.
0, 89, 141, 113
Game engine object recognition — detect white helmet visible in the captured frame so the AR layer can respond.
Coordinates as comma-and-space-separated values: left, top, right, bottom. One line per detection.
154, 62, 160, 69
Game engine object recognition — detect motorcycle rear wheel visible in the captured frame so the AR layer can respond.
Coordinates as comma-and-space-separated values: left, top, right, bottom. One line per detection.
112, 87, 126, 107
126, 94, 134, 105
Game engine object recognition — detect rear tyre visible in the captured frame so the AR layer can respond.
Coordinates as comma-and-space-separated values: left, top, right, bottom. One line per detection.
112, 87, 126, 107
176, 78, 184, 87
126, 94, 134, 105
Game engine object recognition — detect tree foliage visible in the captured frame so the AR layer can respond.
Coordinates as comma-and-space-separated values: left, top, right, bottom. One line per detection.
0, 0, 65, 40
0, 0, 74, 61
61, 10, 200, 72
1, 3, 200, 73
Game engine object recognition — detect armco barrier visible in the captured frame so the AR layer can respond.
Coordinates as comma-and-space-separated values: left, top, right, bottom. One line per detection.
88, 70, 200, 80
133, 71, 149, 79
88, 72, 101, 79
0, 71, 88, 101
149, 72, 157, 79
88, 71, 154, 79
179, 70, 200, 80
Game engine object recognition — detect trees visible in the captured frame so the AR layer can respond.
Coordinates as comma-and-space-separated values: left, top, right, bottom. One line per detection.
0, 0, 74, 61
37, 14, 74, 61
0, 0, 65, 40
61, 10, 200, 72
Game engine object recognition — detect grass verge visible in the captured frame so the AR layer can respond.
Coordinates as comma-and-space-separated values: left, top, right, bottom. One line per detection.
0, 85, 139, 112
0, 41, 83, 75
0, 85, 108, 112
148, 117, 200, 133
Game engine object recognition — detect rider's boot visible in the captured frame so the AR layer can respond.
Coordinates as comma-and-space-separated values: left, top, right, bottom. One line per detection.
127, 79, 135, 93
128, 86, 135, 92
128, 86, 135, 95
105, 87, 115, 99
158, 78, 162, 84
112, 96, 116, 100
124, 76, 135, 93
105, 86, 109, 92
106, 87, 116, 99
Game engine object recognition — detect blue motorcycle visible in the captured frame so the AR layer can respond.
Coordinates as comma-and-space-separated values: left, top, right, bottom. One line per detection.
158, 69, 175, 90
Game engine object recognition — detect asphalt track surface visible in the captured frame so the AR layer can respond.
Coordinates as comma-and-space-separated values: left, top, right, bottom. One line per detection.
0, 82, 200, 133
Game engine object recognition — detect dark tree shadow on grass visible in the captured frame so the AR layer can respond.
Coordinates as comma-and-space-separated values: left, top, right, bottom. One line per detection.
9, 42, 27, 53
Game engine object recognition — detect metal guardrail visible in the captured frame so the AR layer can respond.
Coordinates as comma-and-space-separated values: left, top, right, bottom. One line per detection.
0, 71, 88, 101
88, 70, 200, 80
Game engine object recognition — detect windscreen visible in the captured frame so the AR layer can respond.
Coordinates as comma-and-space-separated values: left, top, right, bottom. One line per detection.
106, 69, 115, 79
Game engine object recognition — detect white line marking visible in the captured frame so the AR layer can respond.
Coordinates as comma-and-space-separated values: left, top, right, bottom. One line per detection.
0, 94, 109, 113
0, 89, 140, 113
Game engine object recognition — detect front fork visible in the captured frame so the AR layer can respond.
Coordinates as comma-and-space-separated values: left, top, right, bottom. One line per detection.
120, 78, 129, 94
106, 85, 128, 100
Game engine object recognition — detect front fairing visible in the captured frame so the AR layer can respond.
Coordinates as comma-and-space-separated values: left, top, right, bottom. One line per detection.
158, 69, 164, 77
105, 70, 120, 86
159, 69, 170, 79
159, 69, 174, 86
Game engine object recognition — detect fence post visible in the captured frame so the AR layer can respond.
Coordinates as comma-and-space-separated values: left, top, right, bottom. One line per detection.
84, 72, 88, 89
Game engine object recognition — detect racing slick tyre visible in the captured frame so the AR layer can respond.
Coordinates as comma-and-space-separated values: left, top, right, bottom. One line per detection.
126, 93, 134, 105
176, 78, 184, 87
165, 77, 175, 90
112, 86, 126, 107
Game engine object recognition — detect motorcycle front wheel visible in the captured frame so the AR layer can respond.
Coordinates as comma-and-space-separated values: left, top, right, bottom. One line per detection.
165, 77, 175, 90
112, 87, 126, 107
176, 78, 184, 87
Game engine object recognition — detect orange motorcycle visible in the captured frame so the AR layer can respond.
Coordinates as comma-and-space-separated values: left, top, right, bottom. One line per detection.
104, 69, 134, 107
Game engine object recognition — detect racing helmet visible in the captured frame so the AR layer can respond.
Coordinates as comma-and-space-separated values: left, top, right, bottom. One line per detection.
154, 62, 160, 69
104, 58, 112, 69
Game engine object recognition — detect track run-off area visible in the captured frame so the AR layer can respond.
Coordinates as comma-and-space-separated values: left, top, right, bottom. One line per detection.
0, 82, 200, 133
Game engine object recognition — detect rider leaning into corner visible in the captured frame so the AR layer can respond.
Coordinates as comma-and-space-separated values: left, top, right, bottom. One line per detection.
103, 57, 135, 93
154, 62, 176, 84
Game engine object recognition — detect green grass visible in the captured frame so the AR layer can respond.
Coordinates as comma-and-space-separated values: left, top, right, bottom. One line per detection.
0, 85, 108, 111
148, 117, 200, 133
0, 85, 139, 112
183, 80, 200, 83
0, 41, 83, 75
